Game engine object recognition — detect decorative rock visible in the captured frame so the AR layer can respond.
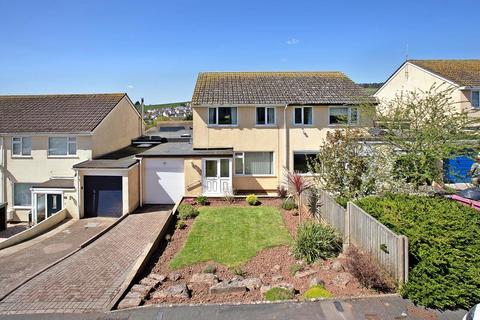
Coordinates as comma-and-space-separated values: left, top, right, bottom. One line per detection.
272, 275, 284, 282
294, 269, 316, 279
130, 284, 151, 298
209, 279, 247, 294
309, 277, 326, 287
321, 264, 331, 271
189, 273, 219, 285
271, 264, 281, 272
332, 272, 352, 288
152, 282, 190, 299
148, 273, 166, 282
168, 272, 181, 281
260, 283, 295, 295
331, 260, 344, 272
240, 278, 262, 290
140, 277, 160, 288
259, 273, 266, 279
124, 291, 143, 300
117, 297, 142, 309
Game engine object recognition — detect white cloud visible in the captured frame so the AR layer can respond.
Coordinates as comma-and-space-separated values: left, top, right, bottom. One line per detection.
286, 38, 300, 45
127, 84, 134, 89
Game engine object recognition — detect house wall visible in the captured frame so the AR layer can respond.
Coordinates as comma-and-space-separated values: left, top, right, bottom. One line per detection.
192, 105, 372, 193
128, 164, 140, 212
92, 96, 142, 158
184, 158, 202, 196
4, 135, 92, 221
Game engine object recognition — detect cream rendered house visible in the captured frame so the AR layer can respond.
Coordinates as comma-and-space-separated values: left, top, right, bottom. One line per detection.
0, 93, 142, 223
135, 71, 373, 201
375, 60, 480, 117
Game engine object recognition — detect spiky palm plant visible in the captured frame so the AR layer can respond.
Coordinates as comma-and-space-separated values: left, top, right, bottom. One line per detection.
283, 168, 313, 225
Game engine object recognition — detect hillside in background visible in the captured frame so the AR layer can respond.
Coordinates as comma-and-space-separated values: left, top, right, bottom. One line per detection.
133, 101, 191, 111
358, 83, 383, 95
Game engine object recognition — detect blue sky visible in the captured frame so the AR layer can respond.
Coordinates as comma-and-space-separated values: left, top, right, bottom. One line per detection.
0, 0, 478, 104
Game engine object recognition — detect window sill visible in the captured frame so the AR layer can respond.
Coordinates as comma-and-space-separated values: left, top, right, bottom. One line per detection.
12, 206, 31, 210
255, 124, 278, 128
292, 124, 314, 127
328, 123, 359, 127
47, 155, 79, 159
207, 125, 238, 128
11, 156, 33, 159
235, 174, 276, 178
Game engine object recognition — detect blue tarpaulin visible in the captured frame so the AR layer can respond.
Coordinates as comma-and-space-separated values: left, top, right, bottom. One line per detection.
443, 156, 474, 183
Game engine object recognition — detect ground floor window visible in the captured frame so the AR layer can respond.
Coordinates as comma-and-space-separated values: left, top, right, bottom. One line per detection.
13, 182, 34, 207
235, 152, 273, 175
293, 152, 318, 174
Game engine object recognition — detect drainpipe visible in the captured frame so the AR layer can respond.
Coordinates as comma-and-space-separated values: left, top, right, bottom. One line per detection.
138, 157, 143, 207
0, 137, 4, 204
283, 105, 289, 171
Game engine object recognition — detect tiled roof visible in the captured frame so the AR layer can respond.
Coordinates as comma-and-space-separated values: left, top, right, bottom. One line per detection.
0, 93, 126, 134
409, 60, 480, 87
192, 72, 374, 105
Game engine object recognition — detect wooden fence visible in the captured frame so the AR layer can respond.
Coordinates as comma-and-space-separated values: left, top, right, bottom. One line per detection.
303, 191, 409, 284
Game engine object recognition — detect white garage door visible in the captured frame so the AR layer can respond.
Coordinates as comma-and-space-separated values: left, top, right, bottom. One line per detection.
144, 158, 185, 204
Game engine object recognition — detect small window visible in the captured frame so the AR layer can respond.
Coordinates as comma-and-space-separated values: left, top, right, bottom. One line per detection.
235, 152, 273, 175
208, 107, 237, 125
293, 107, 313, 125
293, 152, 318, 174
48, 137, 77, 156
472, 91, 480, 108
13, 183, 34, 207
256, 107, 275, 125
329, 107, 358, 125
12, 137, 31, 156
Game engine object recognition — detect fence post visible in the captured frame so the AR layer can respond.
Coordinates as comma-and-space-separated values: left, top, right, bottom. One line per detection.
403, 235, 409, 283
343, 202, 351, 251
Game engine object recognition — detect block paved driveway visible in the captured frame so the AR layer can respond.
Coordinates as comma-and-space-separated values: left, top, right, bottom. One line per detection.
0, 206, 172, 315
0, 217, 115, 300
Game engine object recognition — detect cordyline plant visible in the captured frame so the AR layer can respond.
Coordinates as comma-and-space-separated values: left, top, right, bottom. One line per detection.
283, 168, 313, 225
377, 85, 480, 187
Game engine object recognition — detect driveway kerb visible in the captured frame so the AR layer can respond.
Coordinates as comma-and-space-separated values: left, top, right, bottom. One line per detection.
0, 215, 125, 302
107, 203, 179, 311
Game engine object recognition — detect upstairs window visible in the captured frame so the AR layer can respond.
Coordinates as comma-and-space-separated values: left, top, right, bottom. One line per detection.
294, 106, 313, 125
329, 107, 358, 125
12, 137, 32, 157
208, 107, 237, 125
256, 107, 276, 125
472, 91, 480, 108
48, 137, 77, 156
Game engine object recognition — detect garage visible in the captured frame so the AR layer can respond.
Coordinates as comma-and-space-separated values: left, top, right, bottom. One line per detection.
84, 176, 123, 217
144, 158, 184, 204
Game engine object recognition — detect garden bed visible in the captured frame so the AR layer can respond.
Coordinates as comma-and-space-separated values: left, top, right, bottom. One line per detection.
120, 198, 377, 308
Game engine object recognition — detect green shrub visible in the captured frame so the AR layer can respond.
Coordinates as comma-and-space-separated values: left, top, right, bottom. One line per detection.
230, 267, 246, 278
264, 287, 294, 301
355, 194, 480, 310
246, 194, 259, 206
196, 195, 208, 205
203, 264, 217, 274
293, 221, 342, 264
289, 263, 303, 276
175, 219, 187, 229
281, 198, 297, 210
177, 204, 199, 220
303, 285, 332, 299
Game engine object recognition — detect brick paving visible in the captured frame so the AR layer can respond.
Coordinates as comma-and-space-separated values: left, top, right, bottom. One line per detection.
0, 218, 114, 300
0, 206, 172, 314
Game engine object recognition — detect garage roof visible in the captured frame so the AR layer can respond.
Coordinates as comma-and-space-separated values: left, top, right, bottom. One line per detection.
32, 179, 75, 189
137, 142, 233, 157
73, 158, 138, 169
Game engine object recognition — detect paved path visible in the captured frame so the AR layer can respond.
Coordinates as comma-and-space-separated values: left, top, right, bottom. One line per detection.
0, 206, 172, 315
0, 218, 115, 300
0, 296, 466, 320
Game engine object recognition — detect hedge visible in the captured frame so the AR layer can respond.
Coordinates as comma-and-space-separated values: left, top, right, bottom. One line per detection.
355, 194, 480, 310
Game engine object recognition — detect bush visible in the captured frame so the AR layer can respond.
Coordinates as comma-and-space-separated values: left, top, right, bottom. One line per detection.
289, 263, 303, 276
345, 245, 393, 292
230, 267, 246, 278
355, 194, 480, 310
203, 264, 217, 274
246, 194, 259, 206
175, 219, 187, 230
293, 221, 342, 264
196, 196, 208, 205
281, 198, 297, 210
303, 285, 332, 299
277, 185, 288, 198
264, 287, 294, 301
177, 204, 199, 220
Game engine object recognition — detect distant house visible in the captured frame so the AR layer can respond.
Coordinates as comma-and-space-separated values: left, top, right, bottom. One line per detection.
375, 60, 480, 117
0, 93, 143, 223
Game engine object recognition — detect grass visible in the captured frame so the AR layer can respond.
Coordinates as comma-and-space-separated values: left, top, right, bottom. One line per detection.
170, 206, 292, 269
264, 287, 294, 301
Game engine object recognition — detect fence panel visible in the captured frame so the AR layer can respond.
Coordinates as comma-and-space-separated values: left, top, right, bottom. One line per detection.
318, 191, 346, 236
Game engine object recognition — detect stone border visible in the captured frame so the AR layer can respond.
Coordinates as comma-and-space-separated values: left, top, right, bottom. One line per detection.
106, 202, 179, 311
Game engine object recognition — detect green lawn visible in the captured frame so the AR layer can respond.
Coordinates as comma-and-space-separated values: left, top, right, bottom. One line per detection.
170, 206, 292, 269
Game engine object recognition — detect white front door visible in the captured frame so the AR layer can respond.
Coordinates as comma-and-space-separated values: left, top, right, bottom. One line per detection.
203, 158, 232, 196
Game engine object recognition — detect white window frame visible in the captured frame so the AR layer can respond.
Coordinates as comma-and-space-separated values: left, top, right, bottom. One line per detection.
48, 136, 77, 157
207, 106, 238, 126
293, 106, 314, 126
328, 106, 359, 126
11, 136, 32, 157
13, 182, 35, 209
234, 151, 275, 177
293, 151, 319, 176
471, 90, 480, 108
255, 106, 276, 126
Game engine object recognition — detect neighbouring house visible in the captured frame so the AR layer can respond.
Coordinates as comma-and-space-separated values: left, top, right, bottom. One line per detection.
133, 71, 374, 203
0, 93, 143, 224
375, 59, 480, 118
